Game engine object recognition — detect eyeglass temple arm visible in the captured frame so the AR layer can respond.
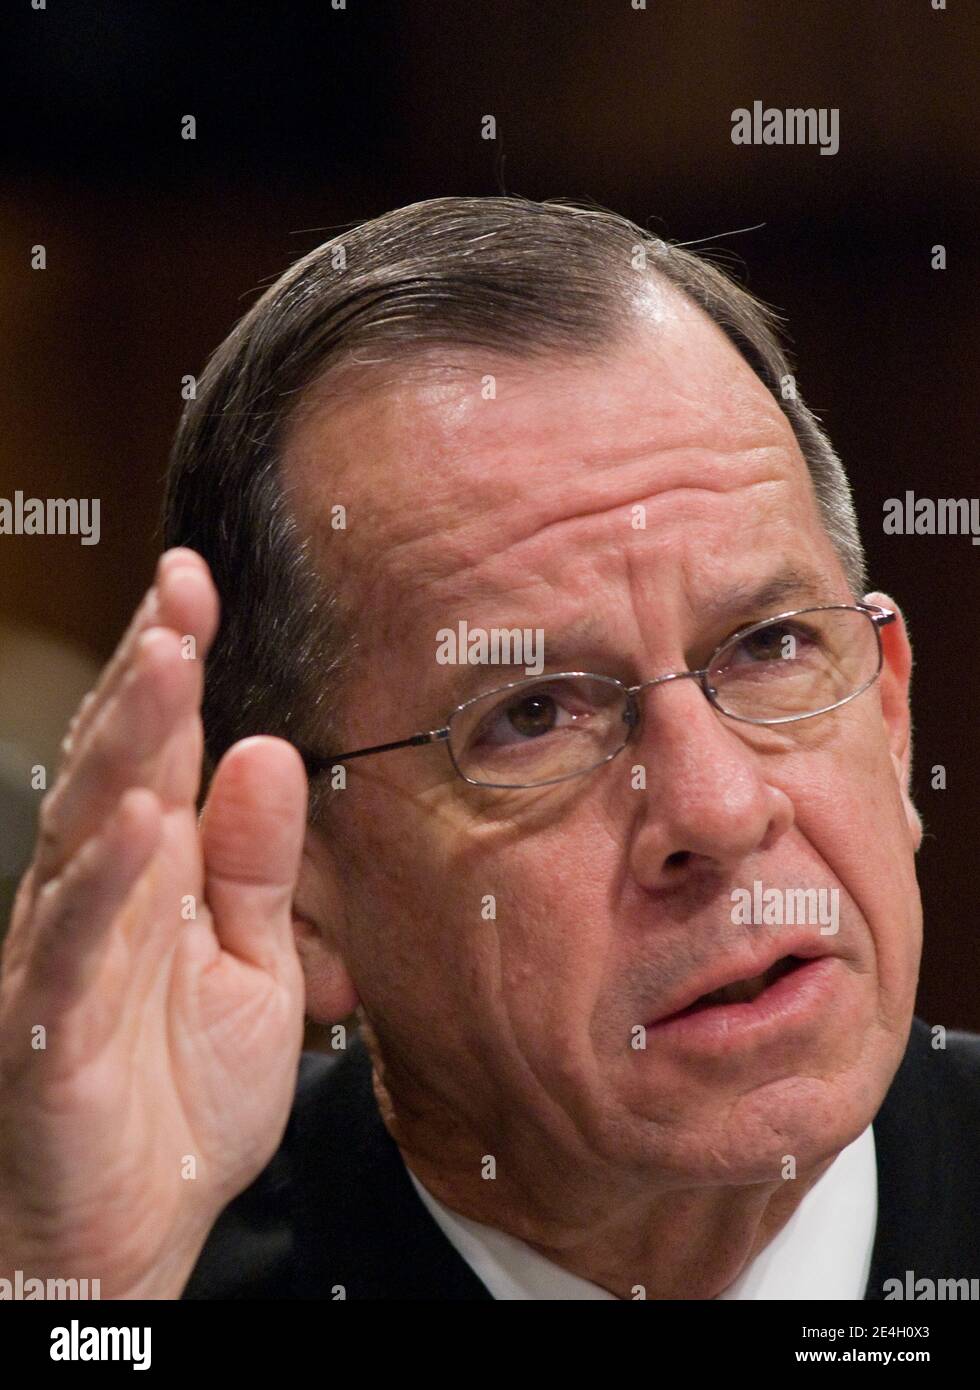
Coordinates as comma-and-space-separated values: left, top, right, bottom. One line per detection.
300, 727, 450, 778
300, 604, 897, 777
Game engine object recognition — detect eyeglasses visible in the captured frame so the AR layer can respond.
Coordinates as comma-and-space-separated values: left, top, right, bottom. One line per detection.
300, 603, 896, 791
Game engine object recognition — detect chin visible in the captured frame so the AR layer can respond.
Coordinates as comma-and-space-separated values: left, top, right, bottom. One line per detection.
610, 1064, 882, 1186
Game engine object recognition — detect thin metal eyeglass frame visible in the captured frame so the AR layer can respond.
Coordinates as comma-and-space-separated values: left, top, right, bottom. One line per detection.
299, 602, 897, 789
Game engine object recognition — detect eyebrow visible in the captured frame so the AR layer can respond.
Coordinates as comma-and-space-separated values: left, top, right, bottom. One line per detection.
429, 565, 833, 711
699, 567, 831, 626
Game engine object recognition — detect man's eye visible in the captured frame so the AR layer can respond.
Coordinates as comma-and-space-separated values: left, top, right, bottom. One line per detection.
472, 689, 589, 748
727, 621, 820, 665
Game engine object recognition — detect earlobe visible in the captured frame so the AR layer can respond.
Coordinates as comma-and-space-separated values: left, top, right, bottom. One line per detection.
291, 829, 361, 1023
890, 749, 924, 849
292, 911, 361, 1022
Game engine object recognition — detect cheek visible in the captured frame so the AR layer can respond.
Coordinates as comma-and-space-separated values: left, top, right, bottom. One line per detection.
785, 730, 922, 1008
464, 806, 633, 1094
491, 833, 617, 1037
355, 854, 483, 1029
342, 784, 616, 1053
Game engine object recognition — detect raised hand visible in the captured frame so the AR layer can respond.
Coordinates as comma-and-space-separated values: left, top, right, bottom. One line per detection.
0, 548, 309, 1298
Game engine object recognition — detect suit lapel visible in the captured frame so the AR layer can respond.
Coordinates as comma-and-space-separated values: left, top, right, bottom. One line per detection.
289, 1036, 494, 1299
866, 1015, 980, 1299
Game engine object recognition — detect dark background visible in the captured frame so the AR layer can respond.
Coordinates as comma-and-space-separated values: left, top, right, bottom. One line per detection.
1, 1, 977, 1026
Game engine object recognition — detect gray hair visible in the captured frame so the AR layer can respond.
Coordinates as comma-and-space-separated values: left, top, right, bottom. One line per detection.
163, 195, 867, 814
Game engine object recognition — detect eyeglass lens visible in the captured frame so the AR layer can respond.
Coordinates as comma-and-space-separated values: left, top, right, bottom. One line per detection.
448, 609, 881, 788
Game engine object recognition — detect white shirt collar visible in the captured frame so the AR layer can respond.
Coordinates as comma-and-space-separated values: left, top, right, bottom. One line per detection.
404, 1124, 877, 1300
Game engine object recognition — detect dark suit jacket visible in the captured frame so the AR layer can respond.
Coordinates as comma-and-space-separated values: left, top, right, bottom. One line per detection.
182, 1015, 980, 1300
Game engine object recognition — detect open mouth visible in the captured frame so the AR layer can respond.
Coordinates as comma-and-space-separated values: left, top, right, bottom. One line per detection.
665, 954, 808, 1021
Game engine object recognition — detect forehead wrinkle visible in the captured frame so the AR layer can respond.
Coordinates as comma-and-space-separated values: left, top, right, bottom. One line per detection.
365, 463, 807, 666
287, 323, 801, 614
294, 330, 792, 524
287, 322, 817, 668
359, 437, 800, 617
387, 481, 813, 680
435, 464, 797, 611
508, 467, 792, 562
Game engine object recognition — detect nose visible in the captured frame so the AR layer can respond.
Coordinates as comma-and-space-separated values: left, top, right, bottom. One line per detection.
624, 675, 794, 889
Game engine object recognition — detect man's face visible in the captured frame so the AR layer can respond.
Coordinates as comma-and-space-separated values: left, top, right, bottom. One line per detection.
287, 289, 922, 1191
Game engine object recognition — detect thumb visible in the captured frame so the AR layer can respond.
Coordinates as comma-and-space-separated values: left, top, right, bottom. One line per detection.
200, 736, 308, 971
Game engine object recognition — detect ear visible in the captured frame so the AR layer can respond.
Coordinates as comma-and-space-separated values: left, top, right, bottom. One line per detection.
864, 591, 922, 850
291, 824, 361, 1023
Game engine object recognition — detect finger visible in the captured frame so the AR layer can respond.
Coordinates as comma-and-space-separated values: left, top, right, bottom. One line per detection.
34, 626, 202, 885
198, 737, 308, 973
60, 550, 218, 771
57, 554, 170, 767
27, 787, 162, 1010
